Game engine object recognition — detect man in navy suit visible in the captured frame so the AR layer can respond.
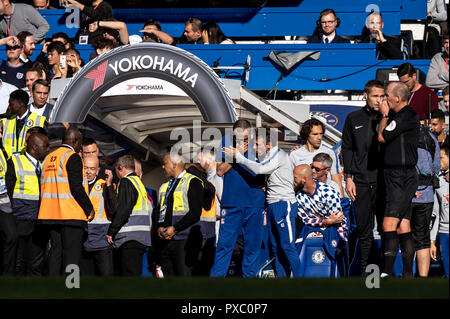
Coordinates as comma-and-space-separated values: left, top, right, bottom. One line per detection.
308, 9, 350, 44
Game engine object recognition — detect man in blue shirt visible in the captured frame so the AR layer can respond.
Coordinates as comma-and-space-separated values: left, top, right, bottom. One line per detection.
411, 122, 441, 277
210, 120, 266, 277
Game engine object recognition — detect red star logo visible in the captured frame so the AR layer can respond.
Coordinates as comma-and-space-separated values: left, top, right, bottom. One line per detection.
84, 60, 108, 91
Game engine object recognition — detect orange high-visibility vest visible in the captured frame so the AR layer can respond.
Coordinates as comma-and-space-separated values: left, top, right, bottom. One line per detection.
38, 146, 89, 221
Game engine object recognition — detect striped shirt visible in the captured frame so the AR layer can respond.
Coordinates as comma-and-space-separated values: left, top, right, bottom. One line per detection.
296, 181, 347, 240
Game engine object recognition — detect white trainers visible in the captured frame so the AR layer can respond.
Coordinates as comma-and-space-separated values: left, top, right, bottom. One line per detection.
380, 272, 389, 278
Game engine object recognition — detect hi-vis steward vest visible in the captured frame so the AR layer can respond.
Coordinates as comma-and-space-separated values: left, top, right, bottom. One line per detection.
38, 147, 89, 221
84, 178, 111, 250
11, 154, 40, 201
113, 175, 152, 248
10, 154, 41, 220
159, 172, 215, 240
0, 151, 12, 212
1, 112, 45, 159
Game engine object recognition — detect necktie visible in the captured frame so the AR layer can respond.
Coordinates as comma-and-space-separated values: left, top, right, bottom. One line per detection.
324, 38, 329, 44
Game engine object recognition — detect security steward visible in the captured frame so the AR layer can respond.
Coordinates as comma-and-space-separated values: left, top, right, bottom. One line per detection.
1, 89, 45, 159
0, 146, 15, 275
82, 155, 115, 276
342, 79, 384, 275
37, 129, 94, 275
378, 81, 420, 278
5, 132, 49, 275
185, 160, 217, 276
156, 153, 204, 276
105, 155, 152, 276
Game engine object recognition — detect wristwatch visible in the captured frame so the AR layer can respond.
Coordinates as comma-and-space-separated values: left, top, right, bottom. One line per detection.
382, 114, 389, 119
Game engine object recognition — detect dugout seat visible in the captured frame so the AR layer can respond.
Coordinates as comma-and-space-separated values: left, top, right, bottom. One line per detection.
296, 227, 348, 278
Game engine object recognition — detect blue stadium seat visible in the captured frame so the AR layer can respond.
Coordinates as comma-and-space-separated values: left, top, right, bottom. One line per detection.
142, 251, 153, 277
298, 236, 339, 277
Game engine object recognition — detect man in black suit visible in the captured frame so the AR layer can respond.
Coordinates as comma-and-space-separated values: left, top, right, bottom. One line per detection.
308, 9, 350, 44
360, 11, 403, 60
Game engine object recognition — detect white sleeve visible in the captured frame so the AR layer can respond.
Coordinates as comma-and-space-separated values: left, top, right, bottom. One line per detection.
430, 192, 440, 242
235, 152, 280, 175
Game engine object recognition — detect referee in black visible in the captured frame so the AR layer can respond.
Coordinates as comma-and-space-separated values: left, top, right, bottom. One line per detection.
342, 79, 385, 275
377, 81, 420, 278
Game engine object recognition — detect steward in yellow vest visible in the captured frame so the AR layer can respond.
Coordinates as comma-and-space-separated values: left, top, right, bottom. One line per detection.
105, 155, 152, 276
37, 129, 94, 275
1, 90, 45, 159
82, 155, 115, 276
4, 132, 49, 275
156, 153, 204, 276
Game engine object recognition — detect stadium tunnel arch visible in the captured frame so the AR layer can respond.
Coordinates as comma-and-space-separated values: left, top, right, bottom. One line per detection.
50, 42, 237, 124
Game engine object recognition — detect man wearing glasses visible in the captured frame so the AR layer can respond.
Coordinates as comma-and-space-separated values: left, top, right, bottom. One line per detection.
178, 17, 203, 44
308, 8, 350, 44
311, 153, 342, 198
0, 41, 27, 88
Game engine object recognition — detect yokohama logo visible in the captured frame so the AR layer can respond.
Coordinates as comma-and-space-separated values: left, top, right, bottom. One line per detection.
84, 60, 108, 91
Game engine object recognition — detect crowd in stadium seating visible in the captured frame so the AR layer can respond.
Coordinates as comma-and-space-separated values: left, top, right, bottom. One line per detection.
0, 1, 448, 278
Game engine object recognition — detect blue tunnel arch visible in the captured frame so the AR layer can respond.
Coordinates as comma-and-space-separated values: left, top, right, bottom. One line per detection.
50, 42, 237, 124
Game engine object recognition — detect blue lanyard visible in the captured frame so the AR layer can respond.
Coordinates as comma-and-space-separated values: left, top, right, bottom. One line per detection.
24, 153, 40, 172
163, 178, 178, 204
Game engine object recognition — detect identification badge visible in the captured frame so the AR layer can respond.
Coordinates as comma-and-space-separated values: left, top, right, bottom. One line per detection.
79, 35, 88, 45
0, 177, 7, 195
158, 204, 167, 223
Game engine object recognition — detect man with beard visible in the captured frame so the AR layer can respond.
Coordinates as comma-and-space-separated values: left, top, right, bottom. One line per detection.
308, 8, 350, 44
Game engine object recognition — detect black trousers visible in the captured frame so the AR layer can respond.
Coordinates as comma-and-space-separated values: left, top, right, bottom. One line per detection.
411, 202, 434, 251
14, 220, 36, 276
117, 240, 147, 276
0, 211, 18, 275
353, 182, 384, 274
158, 238, 190, 276
80, 248, 114, 276
47, 225, 85, 276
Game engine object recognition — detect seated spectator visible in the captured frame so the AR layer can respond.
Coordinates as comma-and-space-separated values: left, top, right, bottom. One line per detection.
0, 0, 50, 43
308, 9, 350, 44
425, 0, 447, 59
201, 22, 235, 44
430, 109, 449, 148
46, 41, 66, 79
360, 11, 403, 60
311, 152, 342, 197
0, 41, 27, 88
91, 37, 116, 60
24, 67, 39, 98
34, 32, 74, 72
139, 19, 174, 45
425, 33, 449, 91
17, 31, 35, 68
89, 18, 130, 45
65, 48, 83, 77
33, 0, 55, 10
397, 62, 439, 120
441, 85, 449, 115
62, 0, 113, 44
178, 17, 203, 44
0, 78, 17, 114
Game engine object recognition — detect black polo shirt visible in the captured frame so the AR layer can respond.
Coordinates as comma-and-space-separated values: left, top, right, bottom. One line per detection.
382, 105, 420, 168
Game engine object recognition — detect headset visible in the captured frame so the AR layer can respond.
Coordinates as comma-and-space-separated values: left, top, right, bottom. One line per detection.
316, 8, 341, 29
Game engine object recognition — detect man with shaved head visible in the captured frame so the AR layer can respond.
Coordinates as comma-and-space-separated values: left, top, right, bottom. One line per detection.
378, 81, 420, 278
1, 131, 48, 275
294, 164, 347, 237
37, 128, 94, 275
81, 155, 115, 276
